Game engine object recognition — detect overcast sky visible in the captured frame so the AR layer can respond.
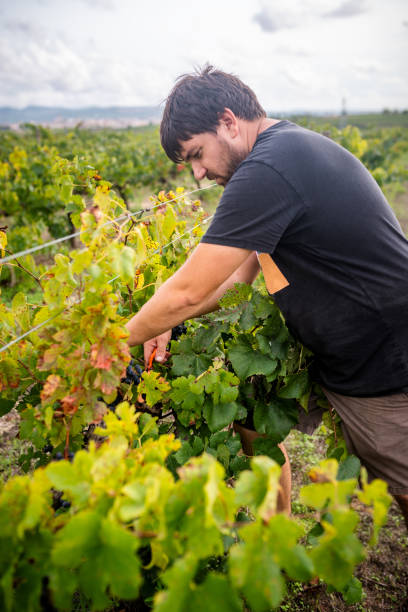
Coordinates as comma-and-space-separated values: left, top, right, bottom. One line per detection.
0, 0, 407, 112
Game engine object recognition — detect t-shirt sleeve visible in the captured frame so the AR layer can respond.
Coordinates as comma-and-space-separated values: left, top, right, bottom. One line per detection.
201, 160, 306, 254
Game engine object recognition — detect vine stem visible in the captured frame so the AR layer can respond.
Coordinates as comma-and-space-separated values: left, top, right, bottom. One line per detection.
126, 284, 133, 313
3, 249, 43, 289
64, 418, 72, 460
329, 406, 338, 446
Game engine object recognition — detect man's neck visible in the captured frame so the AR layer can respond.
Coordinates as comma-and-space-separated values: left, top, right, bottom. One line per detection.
244, 117, 281, 154
256, 117, 281, 137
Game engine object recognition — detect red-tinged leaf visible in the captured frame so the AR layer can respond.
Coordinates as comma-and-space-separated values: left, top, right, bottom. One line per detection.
38, 343, 60, 371
90, 343, 113, 370
40, 374, 62, 402
61, 395, 79, 415
0, 357, 20, 390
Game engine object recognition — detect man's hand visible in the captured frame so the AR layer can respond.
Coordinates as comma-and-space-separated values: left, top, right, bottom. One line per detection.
143, 330, 172, 366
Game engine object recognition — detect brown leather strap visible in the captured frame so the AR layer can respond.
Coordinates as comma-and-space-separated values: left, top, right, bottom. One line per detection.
257, 252, 289, 294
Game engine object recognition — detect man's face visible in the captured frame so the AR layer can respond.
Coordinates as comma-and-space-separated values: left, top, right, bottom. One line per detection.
179, 129, 246, 187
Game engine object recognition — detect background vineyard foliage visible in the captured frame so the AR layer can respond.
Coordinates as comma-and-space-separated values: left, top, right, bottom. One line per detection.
0, 119, 406, 610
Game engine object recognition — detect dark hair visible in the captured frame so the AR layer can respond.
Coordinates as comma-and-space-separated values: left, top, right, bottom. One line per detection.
160, 64, 266, 163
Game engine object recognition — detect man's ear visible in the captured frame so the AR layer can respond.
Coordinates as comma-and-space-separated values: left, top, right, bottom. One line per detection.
218, 108, 239, 138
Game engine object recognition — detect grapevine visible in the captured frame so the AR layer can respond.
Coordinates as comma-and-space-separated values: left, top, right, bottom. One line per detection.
0, 123, 402, 610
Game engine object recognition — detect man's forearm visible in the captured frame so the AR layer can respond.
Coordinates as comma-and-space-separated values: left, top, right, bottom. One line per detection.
125, 282, 217, 346
125, 247, 260, 346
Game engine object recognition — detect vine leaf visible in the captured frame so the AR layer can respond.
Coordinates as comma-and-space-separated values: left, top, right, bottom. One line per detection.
227, 336, 277, 379
139, 371, 170, 406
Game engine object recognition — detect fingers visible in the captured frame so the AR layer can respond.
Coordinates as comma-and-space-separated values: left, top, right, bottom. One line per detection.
143, 330, 172, 366
143, 339, 157, 365
155, 330, 172, 362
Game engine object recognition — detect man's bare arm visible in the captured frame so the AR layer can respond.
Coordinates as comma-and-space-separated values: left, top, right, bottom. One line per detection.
197, 250, 259, 314
125, 243, 259, 347
141, 250, 259, 362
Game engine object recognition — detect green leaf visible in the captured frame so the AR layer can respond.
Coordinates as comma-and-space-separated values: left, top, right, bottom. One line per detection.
191, 325, 222, 352
239, 302, 257, 331
139, 371, 170, 406
117, 245, 137, 284
228, 336, 277, 379
174, 442, 194, 465
278, 370, 310, 399
337, 455, 361, 481
189, 573, 242, 612
162, 205, 177, 239
342, 576, 363, 604
154, 555, 198, 612
191, 436, 204, 455
253, 398, 298, 442
252, 291, 277, 320
171, 338, 215, 377
235, 456, 281, 520
96, 518, 141, 600
203, 400, 238, 432
252, 438, 286, 464
169, 376, 204, 412
218, 282, 252, 308
45, 458, 91, 506
0, 398, 15, 417
310, 510, 365, 591
52, 510, 100, 568
265, 515, 313, 582
357, 474, 392, 545
198, 369, 239, 405
229, 525, 285, 611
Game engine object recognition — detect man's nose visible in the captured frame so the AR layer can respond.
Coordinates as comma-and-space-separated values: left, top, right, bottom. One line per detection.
191, 161, 206, 181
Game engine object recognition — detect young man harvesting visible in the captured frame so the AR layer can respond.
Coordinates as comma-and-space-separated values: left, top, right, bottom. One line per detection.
125, 65, 408, 527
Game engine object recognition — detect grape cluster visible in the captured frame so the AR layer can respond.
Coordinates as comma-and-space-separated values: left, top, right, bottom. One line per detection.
54, 450, 75, 461
171, 323, 187, 342
52, 489, 71, 511
122, 360, 143, 385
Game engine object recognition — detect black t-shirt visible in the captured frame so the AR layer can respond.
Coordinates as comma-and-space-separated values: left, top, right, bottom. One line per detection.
201, 120, 408, 396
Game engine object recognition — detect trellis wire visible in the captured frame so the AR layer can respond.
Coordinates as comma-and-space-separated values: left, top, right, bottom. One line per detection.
0, 214, 214, 355
0, 184, 217, 265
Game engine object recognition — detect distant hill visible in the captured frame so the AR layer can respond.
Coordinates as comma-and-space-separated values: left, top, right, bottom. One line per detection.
0, 105, 162, 127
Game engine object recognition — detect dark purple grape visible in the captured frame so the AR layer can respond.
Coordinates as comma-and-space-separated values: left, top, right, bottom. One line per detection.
171, 324, 187, 341
123, 360, 143, 385
54, 452, 63, 461
43, 444, 53, 454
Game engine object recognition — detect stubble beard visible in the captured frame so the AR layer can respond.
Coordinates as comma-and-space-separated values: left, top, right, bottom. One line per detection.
211, 141, 247, 187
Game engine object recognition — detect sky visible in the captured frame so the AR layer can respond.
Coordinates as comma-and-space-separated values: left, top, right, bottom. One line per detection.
0, 0, 407, 113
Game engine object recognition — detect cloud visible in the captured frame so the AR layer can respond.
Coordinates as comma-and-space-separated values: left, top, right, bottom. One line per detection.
3, 19, 45, 38
323, 0, 368, 19
75, 0, 114, 9
0, 29, 160, 107
274, 44, 310, 57
351, 60, 385, 76
252, 7, 296, 33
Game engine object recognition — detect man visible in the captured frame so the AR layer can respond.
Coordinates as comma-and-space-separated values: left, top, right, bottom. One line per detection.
125, 65, 408, 527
